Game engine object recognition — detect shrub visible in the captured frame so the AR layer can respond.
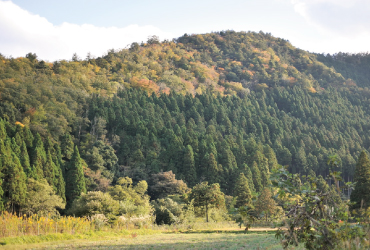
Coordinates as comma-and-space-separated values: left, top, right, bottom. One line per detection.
67, 191, 119, 222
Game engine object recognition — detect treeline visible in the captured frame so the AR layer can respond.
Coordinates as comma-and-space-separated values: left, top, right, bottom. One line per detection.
317, 52, 370, 88
85, 87, 370, 188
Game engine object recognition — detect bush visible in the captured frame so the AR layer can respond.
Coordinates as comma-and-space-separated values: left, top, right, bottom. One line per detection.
67, 191, 119, 222
152, 198, 184, 225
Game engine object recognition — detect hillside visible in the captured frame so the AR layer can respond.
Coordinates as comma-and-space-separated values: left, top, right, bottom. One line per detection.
1, 30, 370, 210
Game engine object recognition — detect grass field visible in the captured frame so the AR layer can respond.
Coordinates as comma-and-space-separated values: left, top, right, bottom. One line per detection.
0, 230, 305, 250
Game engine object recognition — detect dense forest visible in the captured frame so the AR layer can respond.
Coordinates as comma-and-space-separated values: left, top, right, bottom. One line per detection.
1, 30, 370, 221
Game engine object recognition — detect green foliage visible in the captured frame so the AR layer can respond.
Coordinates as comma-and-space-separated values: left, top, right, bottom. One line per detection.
251, 162, 263, 193
148, 171, 190, 200
108, 177, 152, 217
66, 146, 86, 207
68, 191, 119, 221
234, 173, 252, 208
271, 167, 361, 250
152, 197, 184, 225
189, 182, 225, 222
21, 179, 65, 216
183, 145, 197, 186
2, 31, 370, 223
351, 151, 370, 209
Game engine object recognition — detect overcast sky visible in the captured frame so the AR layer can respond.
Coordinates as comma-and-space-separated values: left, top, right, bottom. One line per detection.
0, 0, 369, 61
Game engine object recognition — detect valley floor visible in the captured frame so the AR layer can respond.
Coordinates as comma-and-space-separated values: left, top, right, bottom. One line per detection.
0, 230, 304, 250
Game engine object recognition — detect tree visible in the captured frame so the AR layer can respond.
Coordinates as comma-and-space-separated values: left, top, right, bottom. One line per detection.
60, 134, 74, 161
204, 153, 220, 184
271, 167, 356, 250
350, 151, 370, 209
21, 179, 65, 216
251, 162, 263, 193
66, 146, 86, 207
68, 191, 119, 221
29, 146, 45, 180
234, 173, 252, 208
183, 145, 197, 186
19, 141, 30, 173
2, 152, 27, 212
108, 177, 151, 216
243, 164, 255, 193
189, 182, 225, 222
148, 171, 190, 200
255, 188, 276, 221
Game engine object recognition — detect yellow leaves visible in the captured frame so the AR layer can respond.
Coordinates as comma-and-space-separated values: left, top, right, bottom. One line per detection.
190, 62, 219, 83
308, 87, 317, 93
15, 121, 25, 127
224, 81, 244, 92
254, 83, 269, 91
93, 65, 101, 73
231, 61, 242, 66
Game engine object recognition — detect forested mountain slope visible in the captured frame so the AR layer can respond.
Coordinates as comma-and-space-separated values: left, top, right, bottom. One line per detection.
1, 30, 370, 210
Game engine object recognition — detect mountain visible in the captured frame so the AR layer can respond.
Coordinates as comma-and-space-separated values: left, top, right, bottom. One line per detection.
1, 30, 370, 206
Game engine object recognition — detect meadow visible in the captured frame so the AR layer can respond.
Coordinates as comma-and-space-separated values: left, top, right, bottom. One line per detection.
0, 230, 304, 250
0, 212, 301, 249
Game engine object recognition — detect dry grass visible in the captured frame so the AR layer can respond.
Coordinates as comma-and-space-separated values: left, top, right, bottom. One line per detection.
0, 212, 92, 238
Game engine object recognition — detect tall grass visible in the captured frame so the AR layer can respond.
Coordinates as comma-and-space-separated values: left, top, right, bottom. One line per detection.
0, 211, 273, 243
0, 212, 93, 238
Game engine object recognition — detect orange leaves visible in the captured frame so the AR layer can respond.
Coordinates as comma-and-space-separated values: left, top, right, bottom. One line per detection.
130, 77, 160, 93
25, 107, 36, 117
308, 87, 317, 93
191, 62, 219, 83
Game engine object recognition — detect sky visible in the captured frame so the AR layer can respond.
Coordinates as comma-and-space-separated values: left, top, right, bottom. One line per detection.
0, 0, 369, 61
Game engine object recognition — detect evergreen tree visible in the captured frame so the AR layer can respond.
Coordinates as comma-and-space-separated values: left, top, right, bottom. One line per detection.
23, 127, 34, 149
44, 151, 56, 188
263, 145, 278, 171
14, 132, 23, 148
61, 134, 74, 161
0, 119, 6, 141
251, 161, 263, 193
20, 141, 30, 174
234, 173, 252, 208
243, 164, 255, 193
0, 140, 6, 211
205, 153, 220, 184
350, 151, 370, 209
29, 146, 45, 180
260, 159, 272, 188
66, 146, 86, 207
11, 137, 21, 158
2, 152, 27, 212
255, 188, 276, 221
54, 163, 66, 202
183, 145, 197, 186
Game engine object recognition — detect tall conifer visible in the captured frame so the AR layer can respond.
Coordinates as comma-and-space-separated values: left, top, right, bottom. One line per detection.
251, 161, 263, 193
183, 145, 197, 186
243, 163, 255, 193
3, 152, 27, 212
350, 151, 370, 209
66, 146, 86, 206
20, 141, 30, 174
234, 173, 252, 208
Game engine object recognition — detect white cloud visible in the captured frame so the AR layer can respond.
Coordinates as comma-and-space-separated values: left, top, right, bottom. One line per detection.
0, 0, 174, 61
288, 0, 370, 53
291, 0, 370, 36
